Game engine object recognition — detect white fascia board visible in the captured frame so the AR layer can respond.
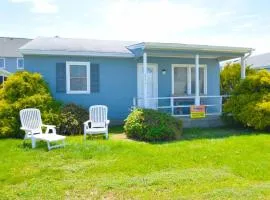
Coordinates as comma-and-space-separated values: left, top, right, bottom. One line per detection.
144, 43, 254, 54
19, 49, 135, 58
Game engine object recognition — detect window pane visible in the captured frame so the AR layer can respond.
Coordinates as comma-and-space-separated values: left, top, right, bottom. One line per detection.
200, 68, 204, 94
174, 67, 187, 95
70, 65, 86, 78
0, 59, 4, 68
69, 65, 87, 91
70, 78, 87, 91
191, 68, 195, 94
191, 67, 205, 94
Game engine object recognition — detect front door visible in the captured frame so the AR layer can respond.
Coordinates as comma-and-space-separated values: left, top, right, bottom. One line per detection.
137, 63, 158, 109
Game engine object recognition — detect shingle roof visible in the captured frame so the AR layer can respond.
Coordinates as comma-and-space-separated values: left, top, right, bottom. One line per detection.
0, 37, 31, 57
19, 36, 253, 59
20, 37, 136, 56
247, 52, 270, 68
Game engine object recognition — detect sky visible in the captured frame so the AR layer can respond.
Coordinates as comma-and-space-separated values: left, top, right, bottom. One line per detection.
1, 0, 270, 54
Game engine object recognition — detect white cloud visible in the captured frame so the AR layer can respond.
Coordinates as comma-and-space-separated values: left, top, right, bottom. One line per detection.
10, 0, 58, 14
100, 0, 214, 41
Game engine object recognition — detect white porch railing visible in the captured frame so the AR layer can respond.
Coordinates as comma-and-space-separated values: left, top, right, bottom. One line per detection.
133, 95, 230, 117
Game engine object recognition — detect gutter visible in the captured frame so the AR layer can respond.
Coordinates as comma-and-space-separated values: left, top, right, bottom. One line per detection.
19, 49, 135, 58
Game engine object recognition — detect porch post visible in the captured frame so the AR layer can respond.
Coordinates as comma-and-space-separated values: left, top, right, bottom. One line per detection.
241, 56, 246, 79
195, 54, 200, 106
143, 52, 148, 108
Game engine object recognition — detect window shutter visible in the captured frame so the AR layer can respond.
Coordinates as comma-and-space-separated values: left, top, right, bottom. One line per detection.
56, 63, 66, 93
91, 63, 100, 93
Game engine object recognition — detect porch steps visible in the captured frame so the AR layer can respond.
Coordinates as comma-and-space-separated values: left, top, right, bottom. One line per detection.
177, 115, 224, 128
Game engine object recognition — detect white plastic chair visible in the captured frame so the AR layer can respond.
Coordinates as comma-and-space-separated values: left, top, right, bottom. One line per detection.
20, 108, 66, 150
84, 105, 110, 140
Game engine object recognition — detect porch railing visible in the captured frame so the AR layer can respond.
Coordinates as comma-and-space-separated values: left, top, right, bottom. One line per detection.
133, 95, 230, 117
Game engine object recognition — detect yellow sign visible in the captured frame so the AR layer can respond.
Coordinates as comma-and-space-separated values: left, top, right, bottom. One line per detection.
190, 105, 206, 119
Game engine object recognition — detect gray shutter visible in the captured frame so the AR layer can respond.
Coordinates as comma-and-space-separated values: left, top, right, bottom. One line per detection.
56, 63, 66, 93
91, 64, 100, 93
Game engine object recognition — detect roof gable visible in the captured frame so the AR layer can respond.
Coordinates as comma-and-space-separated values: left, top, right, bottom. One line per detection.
0, 37, 31, 57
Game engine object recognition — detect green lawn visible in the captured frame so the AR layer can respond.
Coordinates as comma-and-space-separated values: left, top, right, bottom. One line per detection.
0, 128, 270, 199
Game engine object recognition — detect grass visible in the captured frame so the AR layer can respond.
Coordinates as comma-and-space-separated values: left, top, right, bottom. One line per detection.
0, 127, 269, 199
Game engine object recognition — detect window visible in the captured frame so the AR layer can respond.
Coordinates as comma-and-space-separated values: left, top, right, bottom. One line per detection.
174, 67, 187, 95
173, 64, 207, 96
0, 76, 7, 84
66, 61, 90, 94
0, 58, 5, 69
17, 58, 24, 69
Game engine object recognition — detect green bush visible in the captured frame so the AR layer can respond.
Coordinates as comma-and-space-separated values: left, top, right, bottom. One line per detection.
58, 103, 88, 135
223, 70, 270, 130
220, 63, 256, 95
124, 108, 182, 142
0, 71, 61, 138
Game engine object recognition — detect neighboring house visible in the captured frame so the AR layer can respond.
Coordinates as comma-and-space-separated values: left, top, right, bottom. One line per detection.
247, 52, 270, 70
0, 37, 31, 84
19, 37, 252, 123
0, 69, 11, 84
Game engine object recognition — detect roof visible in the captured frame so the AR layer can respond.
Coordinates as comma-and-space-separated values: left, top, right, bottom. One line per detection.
0, 37, 31, 57
247, 52, 270, 68
20, 37, 136, 57
128, 42, 253, 54
20, 37, 254, 60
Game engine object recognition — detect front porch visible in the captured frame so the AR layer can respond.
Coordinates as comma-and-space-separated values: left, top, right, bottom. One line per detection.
128, 42, 253, 119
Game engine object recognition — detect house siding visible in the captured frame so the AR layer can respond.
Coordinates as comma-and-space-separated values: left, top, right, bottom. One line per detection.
24, 55, 220, 121
24, 55, 137, 120
141, 57, 220, 97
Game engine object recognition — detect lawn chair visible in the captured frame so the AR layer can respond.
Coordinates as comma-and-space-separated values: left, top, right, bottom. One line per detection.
84, 105, 110, 140
20, 108, 66, 150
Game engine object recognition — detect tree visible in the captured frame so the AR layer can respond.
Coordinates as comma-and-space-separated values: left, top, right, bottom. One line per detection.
0, 71, 61, 138
220, 62, 256, 95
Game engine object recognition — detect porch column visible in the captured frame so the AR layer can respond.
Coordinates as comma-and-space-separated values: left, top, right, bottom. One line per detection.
143, 52, 148, 108
241, 56, 246, 79
195, 54, 200, 106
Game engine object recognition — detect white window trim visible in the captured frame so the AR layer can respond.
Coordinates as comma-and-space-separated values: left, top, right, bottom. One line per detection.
0, 58, 5, 69
17, 58, 24, 69
66, 61, 90, 94
171, 64, 207, 96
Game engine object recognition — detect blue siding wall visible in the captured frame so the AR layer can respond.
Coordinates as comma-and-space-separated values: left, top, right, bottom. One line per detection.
24, 55, 220, 120
25, 55, 137, 120
144, 57, 220, 97
3, 57, 23, 73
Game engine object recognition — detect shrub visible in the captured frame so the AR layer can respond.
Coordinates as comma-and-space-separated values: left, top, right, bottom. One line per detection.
58, 103, 88, 135
0, 71, 61, 138
223, 70, 270, 130
124, 108, 182, 142
220, 63, 256, 95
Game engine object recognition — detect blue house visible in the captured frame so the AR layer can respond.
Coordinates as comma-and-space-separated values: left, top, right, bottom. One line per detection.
0, 37, 31, 84
20, 37, 253, 125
